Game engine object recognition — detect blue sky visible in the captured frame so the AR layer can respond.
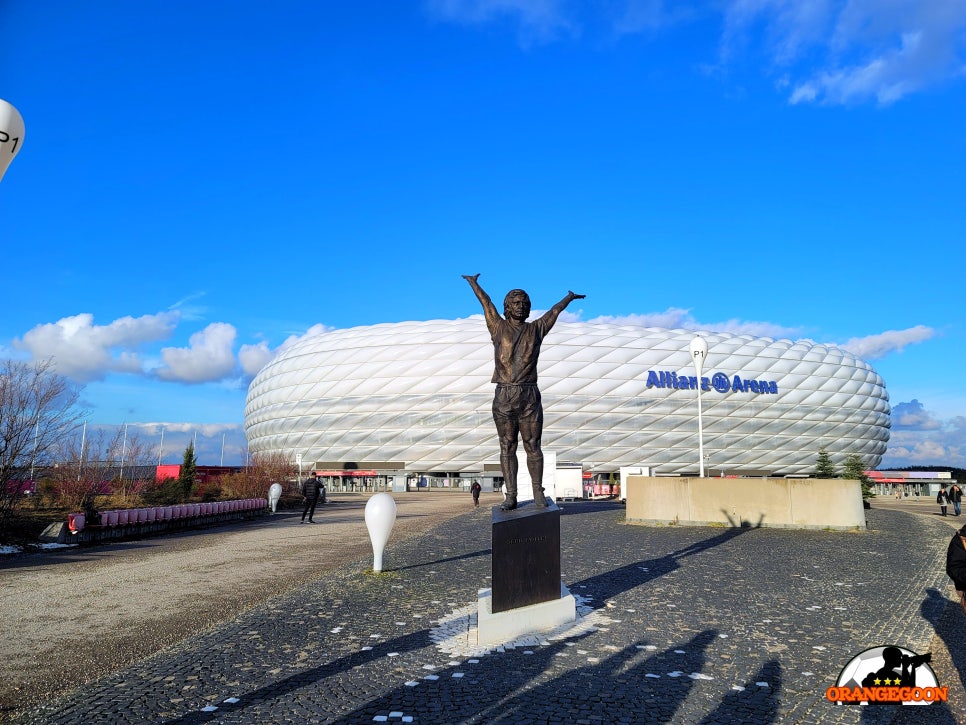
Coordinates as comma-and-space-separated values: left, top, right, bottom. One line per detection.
2, 1, 964, 469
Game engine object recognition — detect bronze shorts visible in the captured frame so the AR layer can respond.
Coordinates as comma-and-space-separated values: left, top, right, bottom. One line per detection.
492, 384, 543, 425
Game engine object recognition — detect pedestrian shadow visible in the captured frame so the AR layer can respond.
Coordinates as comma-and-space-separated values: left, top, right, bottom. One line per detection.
920, 587, 966, 701
161, 629, 433, 724
487, 630, 720, 724
333, 629, 722, 724
569, 525, 755, 603
699, 659, 782, 724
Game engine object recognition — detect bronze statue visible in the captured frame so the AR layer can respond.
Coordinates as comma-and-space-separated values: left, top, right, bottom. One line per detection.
463, 274, 585, 510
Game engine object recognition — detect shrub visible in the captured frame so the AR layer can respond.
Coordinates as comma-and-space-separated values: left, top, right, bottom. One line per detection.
141, 477, 184, 506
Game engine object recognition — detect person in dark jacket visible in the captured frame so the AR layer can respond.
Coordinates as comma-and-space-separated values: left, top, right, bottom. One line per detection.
945, 524, 966, 613
470, 481, 482, 507
301, 475, 323, 523
950, 484, 963, 516
938, 485, 950, 516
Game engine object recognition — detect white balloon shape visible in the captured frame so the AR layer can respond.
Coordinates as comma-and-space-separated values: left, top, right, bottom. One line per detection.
0, 99, 25, 182
364, 493, 397, 572
267, 482, 283, 513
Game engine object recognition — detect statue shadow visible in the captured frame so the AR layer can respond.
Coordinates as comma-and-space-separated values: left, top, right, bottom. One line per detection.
569, 524, 754, 604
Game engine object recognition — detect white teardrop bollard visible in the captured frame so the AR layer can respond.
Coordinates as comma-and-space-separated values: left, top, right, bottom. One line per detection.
267, 482, 282, 513
365, 493, 397, 572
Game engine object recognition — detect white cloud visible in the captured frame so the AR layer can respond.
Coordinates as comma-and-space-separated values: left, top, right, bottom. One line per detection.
426, 0, 577, 44
11, 308, 339, 387
612, 0, 697, 36
585, 307, 803, 338
838, 324, 934, 360
428, 0, 966, 104
721, 0, 835, 67
133, 422, 241, 436
115, 422, 248, 466
884, 437, 950, 464
279, 323, 333, 349
722, 0, 966, 105
238, 323, 334, 379
168, 291, 208, 322
13, 312, 179, 382
154, 323, 238, 384
881, 401, 966, 467
238, 341, 274, 378
891, 399, 942, 430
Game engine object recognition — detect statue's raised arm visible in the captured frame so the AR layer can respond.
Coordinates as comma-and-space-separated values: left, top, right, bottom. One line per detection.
538, 289, 586, 330
463, 273, 501, 328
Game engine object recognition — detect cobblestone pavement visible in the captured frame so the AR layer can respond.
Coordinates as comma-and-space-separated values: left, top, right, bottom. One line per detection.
871, 498, 966, 725
12, 502, 965, 724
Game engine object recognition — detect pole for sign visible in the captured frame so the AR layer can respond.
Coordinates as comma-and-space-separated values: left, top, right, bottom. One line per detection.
120, 423, 128, 485
689, 336, 708, 478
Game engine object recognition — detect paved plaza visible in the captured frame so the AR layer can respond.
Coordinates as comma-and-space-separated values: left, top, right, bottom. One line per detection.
10, 500, 966, 724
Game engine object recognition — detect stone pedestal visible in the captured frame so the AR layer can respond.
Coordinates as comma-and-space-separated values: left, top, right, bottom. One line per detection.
477, 583, 576, 645
491, 500, 561, 613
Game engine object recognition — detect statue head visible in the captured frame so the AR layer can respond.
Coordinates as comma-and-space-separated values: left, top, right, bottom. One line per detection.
503, 289, 531, 321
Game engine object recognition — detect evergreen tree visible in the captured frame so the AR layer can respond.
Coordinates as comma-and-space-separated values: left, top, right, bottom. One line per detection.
843, 452, 875, 500
179, 442, 197, 501
813, 447, 837, 479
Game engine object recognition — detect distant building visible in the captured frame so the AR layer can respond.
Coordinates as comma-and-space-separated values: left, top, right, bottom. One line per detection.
867, 470, 955, 497
155, 465, 241, 484
245, 320, 890, 486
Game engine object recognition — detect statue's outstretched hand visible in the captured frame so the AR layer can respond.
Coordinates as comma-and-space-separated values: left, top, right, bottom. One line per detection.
463, 274, 480, 283
569, 291, 586, 300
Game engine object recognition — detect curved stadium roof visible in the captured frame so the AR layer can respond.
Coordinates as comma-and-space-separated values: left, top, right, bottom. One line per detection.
244, 319, 890, 476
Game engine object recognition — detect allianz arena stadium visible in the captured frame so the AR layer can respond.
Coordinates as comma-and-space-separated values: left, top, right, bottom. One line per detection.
244, 318, 890, 478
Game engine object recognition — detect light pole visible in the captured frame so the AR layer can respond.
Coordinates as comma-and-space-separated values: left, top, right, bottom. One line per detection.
689, 336, 708, 478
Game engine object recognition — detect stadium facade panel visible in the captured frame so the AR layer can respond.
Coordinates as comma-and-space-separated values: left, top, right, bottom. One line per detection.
244, 319, 890, 475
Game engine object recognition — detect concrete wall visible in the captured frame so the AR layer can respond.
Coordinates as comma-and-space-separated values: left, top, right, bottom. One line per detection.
625, 476, 866, 530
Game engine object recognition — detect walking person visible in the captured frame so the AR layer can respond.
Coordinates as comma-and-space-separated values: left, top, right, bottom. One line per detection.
938, 485, 950, 517
946, 523, 966, 613
301, 474, 323, 523
951, 483, 963, 516
470, 480, 482, 507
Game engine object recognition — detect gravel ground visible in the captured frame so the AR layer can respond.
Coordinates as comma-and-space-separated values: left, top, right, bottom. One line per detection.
0, 492, 488, 721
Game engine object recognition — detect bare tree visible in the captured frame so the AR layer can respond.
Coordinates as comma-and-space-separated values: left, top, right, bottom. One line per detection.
219, 450, 294, 500
111, 429, 154, 504
48, 425, 104, 510
0, 359, 84, 534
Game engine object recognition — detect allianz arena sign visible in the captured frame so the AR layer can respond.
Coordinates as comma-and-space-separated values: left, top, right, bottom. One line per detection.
646, 370, 779, 395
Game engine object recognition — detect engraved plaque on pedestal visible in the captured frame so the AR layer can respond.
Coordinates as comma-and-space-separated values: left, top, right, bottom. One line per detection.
491, 500, 561, 613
